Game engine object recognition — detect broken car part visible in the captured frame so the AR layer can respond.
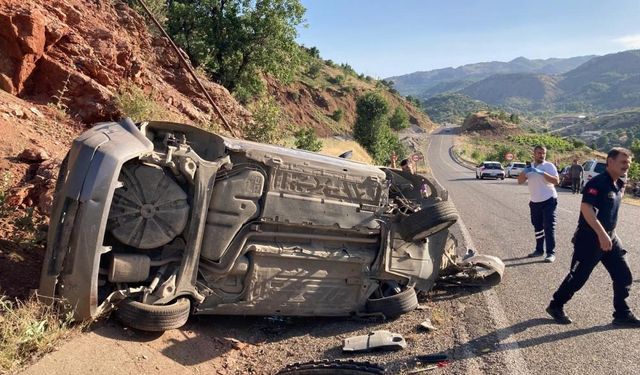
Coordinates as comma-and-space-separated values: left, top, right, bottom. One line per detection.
343, 330, 407, 352
276, 359, 385, 375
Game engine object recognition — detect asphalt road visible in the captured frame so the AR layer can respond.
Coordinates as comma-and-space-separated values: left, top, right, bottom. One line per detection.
425, 128, 640, 375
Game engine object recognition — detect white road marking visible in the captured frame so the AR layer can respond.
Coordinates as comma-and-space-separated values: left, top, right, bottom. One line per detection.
431, 133, 531, 375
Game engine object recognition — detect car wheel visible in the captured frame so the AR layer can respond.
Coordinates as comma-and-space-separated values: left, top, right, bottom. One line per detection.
500, 176, 504, 180
116, 298, 190, 332
398, 200, 459, 242
276, 360, 385, 375
366, 286, 418, 319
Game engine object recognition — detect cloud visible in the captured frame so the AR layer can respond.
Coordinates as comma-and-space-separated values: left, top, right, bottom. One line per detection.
613, 34, 640, 49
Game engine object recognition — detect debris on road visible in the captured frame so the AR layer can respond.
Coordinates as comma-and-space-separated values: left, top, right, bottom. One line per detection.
419, 319, 438, 332
343, 330, 407, 352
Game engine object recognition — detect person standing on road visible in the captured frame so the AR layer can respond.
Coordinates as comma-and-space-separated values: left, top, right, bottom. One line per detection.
569, 159, 583, 194
546, 148, 639, 327
517, 145, 560, 263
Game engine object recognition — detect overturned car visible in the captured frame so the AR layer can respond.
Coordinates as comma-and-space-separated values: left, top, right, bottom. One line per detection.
39, 119, 500, 332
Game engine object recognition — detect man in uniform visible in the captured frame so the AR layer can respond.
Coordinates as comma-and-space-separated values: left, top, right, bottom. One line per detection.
518, 145, 560, 263
546, 147, 639, 327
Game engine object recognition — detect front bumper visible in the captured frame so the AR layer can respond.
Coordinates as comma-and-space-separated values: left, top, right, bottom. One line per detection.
38, 119, 153, 320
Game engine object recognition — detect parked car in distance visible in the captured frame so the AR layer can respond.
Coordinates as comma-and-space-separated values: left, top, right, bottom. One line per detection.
505, 162, 526, 178
476, 161, 505, 180
581, 160, 606, 191
558, 166, 573, 188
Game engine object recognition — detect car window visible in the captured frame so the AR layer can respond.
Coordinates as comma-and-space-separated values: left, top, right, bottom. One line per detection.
485, 163, 501, 169
594, 162, 606, 173
514, 163, 525, 168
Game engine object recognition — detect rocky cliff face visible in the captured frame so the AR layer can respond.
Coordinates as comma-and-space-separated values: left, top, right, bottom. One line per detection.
0, 0, 252, 126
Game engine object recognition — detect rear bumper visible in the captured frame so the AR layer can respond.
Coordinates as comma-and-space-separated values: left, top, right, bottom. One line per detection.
481, 172, 504, 178
38, 119, 153, 319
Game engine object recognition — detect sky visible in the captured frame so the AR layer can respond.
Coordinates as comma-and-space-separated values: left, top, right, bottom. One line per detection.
296, 0, 640, 78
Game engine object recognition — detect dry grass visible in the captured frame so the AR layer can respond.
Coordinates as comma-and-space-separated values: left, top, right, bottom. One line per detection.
318, 138, 374, 164
0, 295, 82, 373
623, 195, 640, 206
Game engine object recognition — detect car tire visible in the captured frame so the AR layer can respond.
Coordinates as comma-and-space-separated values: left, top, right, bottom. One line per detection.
366, 286, 418, 319
116, 298, 190, 332
500, 176, 504, 180
398, 201, 459, 242
276, 360, 385, 375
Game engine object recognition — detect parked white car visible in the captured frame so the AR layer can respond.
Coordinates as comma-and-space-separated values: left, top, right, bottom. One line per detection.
505, 162, 526, 178
580, 160, 606, 191
476, 161, 505, 180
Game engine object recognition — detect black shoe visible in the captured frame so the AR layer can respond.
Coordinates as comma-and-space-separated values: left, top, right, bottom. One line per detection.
527, 250, 544, 258
546, 305, 572, 324
612, 314, 640, 327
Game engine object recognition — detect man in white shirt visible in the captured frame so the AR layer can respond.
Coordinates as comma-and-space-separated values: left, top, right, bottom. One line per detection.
517, 145, 560, 263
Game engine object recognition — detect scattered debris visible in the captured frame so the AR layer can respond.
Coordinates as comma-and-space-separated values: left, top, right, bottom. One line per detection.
415, 354, 448, 363
29, 107, 44, 118
276, 360, 385, 375
419, 319, 437, 332
343, 330, 406, 353
18, 147, 50, 163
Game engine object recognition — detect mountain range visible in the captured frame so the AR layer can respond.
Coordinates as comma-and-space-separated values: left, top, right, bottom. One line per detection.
389, 50, 640, 115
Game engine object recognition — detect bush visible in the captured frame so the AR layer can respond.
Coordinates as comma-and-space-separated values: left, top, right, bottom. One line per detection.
389, 107, 409, 130
294, 128, 322, 152
114, 82, 165, 122
245, 96, 284, 144
327, 75, 346, 85
305, 60, 323, 79
507, 134, 574, 152
353, 92, 405, 163
628, 161, 640, 181
330, 109, 343, 122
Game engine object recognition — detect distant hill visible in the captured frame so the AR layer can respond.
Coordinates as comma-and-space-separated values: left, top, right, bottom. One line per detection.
558, 50, 640, 110
460, 73, 561, 110
461, 111, 522, 135
388, 55, 594, 98
422, 93, 490, 123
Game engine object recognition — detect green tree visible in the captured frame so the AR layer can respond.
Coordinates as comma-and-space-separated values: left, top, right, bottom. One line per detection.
354, 92, 389, 150
389, 106, 409, 130
166, 0, 306, 100
245, 96, 284, 144
294, 128, 322, 152
630, 139, 640, 160
354, 93, 406, 164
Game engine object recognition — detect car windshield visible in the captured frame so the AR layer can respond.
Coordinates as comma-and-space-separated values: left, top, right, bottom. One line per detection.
594, 162, 606, 173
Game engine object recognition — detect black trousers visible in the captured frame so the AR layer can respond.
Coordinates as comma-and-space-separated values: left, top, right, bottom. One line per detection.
571, 177, 581, 193
551, 231, 633, 318
529, 197, 557, 254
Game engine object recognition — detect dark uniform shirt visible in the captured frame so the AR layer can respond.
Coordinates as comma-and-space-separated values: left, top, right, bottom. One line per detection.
577, 170, 624, 234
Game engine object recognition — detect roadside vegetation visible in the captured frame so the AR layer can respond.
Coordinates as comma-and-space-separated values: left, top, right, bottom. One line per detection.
353, 92, 407, 164
0, 296, 82, 373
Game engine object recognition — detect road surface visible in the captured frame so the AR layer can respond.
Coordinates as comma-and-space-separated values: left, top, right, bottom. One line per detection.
426, 128, 640, 375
